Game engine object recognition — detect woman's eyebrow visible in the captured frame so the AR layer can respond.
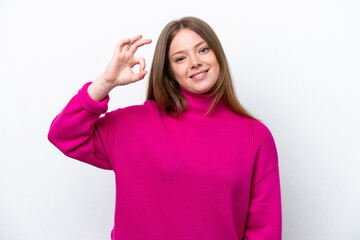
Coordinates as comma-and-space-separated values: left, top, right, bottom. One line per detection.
170, 41, 206, 57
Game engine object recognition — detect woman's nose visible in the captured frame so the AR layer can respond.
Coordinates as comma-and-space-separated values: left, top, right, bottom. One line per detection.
190, 55, 202, 69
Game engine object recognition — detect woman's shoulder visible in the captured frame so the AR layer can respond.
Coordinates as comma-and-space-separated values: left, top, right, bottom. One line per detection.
114, 99, 158, 114
100, 99, 160, 122
251, 118, 276, 146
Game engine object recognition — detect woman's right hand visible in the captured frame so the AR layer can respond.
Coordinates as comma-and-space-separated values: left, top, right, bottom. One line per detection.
103, 35, 152, 86
88, 35, 152, 101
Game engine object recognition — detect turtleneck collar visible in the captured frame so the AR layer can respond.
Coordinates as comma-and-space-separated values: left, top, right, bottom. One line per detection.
179, 86, 224, 118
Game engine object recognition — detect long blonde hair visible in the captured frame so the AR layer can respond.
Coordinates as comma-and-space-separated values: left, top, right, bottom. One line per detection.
146, 16, 258, 121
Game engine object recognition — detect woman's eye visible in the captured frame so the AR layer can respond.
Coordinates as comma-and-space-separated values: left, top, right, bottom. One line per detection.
200, 47, 209, 53
176, 57, 185, 62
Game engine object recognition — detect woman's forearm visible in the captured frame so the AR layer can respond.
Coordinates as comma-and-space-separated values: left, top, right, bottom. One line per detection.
87, 74, 117, 101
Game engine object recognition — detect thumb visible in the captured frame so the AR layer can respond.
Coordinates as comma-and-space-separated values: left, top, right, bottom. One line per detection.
131, 70, 148, 83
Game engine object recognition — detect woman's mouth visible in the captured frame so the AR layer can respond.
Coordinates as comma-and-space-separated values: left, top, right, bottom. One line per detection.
190, 69, 209, 80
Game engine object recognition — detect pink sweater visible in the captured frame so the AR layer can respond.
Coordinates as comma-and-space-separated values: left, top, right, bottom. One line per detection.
48, 82, 282, 240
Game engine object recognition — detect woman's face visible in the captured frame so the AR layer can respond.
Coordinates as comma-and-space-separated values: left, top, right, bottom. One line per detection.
168, 28, 220, 94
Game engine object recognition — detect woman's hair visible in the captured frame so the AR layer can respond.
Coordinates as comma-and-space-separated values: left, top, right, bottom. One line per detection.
146, 16, 257, 121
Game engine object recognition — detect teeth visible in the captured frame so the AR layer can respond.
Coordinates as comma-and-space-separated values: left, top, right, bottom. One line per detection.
193, 72, 206, 78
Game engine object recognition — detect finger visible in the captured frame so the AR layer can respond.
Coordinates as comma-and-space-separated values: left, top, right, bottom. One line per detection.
116, 38, 131, 52
129, 39, 152, 54
131, 70, 148, 82
117, 38, 131, 46
129, 34, 143, 44
123, 34, 143, 52
116, 35, 142, 50
134, 57, 146, 72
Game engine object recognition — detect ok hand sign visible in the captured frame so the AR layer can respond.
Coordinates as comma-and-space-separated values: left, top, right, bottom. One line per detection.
103, 34, 152, 86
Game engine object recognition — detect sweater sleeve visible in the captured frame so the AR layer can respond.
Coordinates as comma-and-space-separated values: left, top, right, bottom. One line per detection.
244, 124, 282, 240
47, 82, 113, 170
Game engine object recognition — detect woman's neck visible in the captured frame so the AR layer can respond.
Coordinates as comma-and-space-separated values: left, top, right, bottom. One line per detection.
179, 86, 225, 119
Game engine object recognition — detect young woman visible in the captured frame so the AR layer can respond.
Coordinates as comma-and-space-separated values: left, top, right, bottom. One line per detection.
48, 16, 282, 240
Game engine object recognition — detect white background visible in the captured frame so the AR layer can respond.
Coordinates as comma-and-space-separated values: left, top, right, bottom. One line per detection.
1, 0, 359, 239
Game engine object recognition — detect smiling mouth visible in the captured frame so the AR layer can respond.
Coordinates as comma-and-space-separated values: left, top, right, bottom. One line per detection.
190, 69, 209, 78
